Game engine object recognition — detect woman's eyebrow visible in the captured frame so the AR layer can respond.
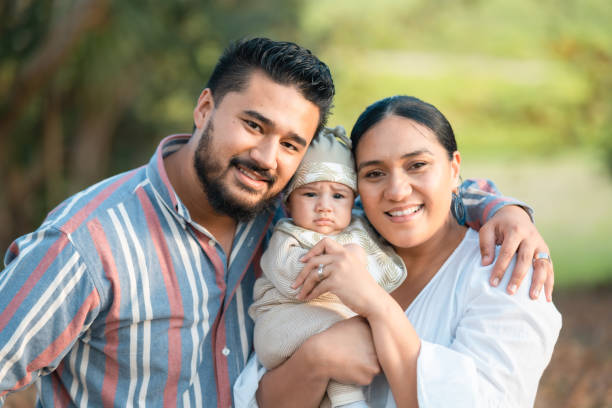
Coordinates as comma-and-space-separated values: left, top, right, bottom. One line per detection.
357, 149, 432, 172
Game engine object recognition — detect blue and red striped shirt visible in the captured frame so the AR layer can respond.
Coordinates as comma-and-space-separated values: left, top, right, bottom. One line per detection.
0, 134, 526, 407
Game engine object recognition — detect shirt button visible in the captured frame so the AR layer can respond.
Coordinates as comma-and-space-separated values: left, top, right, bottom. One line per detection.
222, 346, 230, 356
208, 239, 215, 247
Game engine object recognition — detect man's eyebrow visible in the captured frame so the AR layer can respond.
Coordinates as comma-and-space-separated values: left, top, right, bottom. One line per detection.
357, 149, 433, 172
244, 110, 273, 126
243, 110, 308, 148
286, 133, 308, 148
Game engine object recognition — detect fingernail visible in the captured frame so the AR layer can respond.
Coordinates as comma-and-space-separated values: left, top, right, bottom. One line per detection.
491, 277, 500, 287
508, 284, 517, 294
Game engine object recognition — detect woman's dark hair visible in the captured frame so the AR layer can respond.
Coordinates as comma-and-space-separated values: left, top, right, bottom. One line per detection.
206, 37, 335, 134
350, 95, 457, 159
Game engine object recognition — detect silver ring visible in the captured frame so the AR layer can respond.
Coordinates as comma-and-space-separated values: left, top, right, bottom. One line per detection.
316, 264, 325, 281
533, 252, 552, 264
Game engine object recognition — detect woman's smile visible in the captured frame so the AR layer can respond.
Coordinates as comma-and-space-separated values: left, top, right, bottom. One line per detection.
385, 204, 424, 221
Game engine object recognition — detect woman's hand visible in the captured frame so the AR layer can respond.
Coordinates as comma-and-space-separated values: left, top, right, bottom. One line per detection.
292, 237, 387, 317
479, 205, 554, 301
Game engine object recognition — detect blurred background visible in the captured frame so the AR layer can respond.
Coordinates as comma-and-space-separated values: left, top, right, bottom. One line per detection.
1, 0, 610, 406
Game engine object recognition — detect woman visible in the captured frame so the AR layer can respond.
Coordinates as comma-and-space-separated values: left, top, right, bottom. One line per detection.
290, 96, 561, 407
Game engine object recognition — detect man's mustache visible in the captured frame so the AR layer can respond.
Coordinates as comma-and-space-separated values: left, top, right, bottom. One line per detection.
230, 157, 277, 185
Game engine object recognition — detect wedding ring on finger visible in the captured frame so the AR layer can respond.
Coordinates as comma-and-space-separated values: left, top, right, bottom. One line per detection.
533, 252, 552, 265
316, 264, 325, 282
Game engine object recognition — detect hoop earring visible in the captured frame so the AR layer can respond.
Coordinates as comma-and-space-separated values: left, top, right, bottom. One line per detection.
451, 191, 466, 226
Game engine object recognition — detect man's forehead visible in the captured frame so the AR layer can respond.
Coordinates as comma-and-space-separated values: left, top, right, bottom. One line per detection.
221, 72, 320, 140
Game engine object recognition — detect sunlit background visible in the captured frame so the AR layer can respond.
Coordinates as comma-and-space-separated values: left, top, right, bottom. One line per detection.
1, 0, 611, 406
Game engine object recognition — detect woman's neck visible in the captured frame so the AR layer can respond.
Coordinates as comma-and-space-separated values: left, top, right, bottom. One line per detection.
392, 217, 468, 310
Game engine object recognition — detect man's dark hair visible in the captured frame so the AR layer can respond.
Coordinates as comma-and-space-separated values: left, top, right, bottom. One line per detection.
206, 37, 335, 134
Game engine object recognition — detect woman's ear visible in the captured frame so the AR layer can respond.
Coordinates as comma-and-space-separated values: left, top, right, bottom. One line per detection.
450, 151, 461, 187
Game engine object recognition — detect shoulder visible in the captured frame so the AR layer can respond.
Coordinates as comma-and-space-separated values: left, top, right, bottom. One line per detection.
453, 229, 561, 328
42, 167, 147, 234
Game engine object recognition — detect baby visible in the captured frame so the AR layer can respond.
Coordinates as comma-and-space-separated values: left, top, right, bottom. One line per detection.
249, 126, 406, 408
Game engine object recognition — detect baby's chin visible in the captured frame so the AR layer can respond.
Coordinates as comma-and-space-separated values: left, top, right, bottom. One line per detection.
310, 226, 346, 235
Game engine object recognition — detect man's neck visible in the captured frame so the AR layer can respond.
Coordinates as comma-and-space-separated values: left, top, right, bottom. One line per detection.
163, 142, 237, 256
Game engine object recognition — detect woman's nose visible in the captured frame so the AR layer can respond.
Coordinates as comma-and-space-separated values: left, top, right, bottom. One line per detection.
384, 173, 412, 201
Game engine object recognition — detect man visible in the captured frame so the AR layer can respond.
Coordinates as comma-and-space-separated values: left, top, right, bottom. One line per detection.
1, 38, 551, 407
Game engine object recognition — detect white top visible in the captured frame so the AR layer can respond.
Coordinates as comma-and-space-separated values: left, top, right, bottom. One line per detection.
234, 228, 562, 408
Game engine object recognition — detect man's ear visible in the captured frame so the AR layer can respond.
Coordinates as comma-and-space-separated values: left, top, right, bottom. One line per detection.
193, 88, 214, 129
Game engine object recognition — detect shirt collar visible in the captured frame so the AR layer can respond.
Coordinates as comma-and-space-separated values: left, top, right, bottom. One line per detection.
145, 133, 280, 245
145, 134, 192, 223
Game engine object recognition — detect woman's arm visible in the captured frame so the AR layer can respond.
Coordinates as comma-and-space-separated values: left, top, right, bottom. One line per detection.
295, 239, 420, 407
256, 317, 380, 408
363, 293, 421, 408
414, 261, 561, 407
296, 239, 561, 408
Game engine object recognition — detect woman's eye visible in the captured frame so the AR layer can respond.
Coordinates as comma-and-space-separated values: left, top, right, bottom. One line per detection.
411, 162, 427, 170
364, 170, 384, 178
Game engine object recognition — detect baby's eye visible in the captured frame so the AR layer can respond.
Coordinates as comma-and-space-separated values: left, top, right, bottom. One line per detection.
333, 193, 345, 199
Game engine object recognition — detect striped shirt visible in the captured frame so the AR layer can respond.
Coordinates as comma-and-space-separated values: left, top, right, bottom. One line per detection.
0, 135, 276, 407
0, 134, 525, 407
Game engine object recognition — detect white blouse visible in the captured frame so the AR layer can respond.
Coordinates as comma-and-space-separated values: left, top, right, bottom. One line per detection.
234, 228, 562, 407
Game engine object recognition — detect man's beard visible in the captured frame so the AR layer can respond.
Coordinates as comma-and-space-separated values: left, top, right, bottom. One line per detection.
193, 122, 279, 222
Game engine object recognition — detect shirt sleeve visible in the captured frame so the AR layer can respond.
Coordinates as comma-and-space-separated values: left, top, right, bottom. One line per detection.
0, 227, 101, 397
415, 257, 561, 407
460, 178, 534, 230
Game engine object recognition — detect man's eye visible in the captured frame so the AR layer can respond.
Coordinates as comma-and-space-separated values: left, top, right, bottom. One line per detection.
303, 192, 316, 197
245, 120, 262, 132
281, 141, 299, 151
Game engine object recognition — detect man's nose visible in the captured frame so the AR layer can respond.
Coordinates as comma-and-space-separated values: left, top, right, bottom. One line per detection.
250, 137, 278, 170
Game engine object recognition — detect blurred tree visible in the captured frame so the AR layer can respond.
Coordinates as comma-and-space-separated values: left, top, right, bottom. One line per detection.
545, 0, 612, 176
0, 0, 302, 253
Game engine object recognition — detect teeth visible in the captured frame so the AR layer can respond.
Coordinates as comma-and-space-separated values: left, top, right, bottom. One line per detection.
239, 167, 262, 181
388, 205, 422, 217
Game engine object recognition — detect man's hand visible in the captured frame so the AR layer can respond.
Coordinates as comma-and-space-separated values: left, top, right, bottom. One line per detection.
479, 205, 554, 301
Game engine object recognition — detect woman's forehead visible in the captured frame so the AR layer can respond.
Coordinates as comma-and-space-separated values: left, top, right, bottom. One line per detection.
355, 116, 441, 161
